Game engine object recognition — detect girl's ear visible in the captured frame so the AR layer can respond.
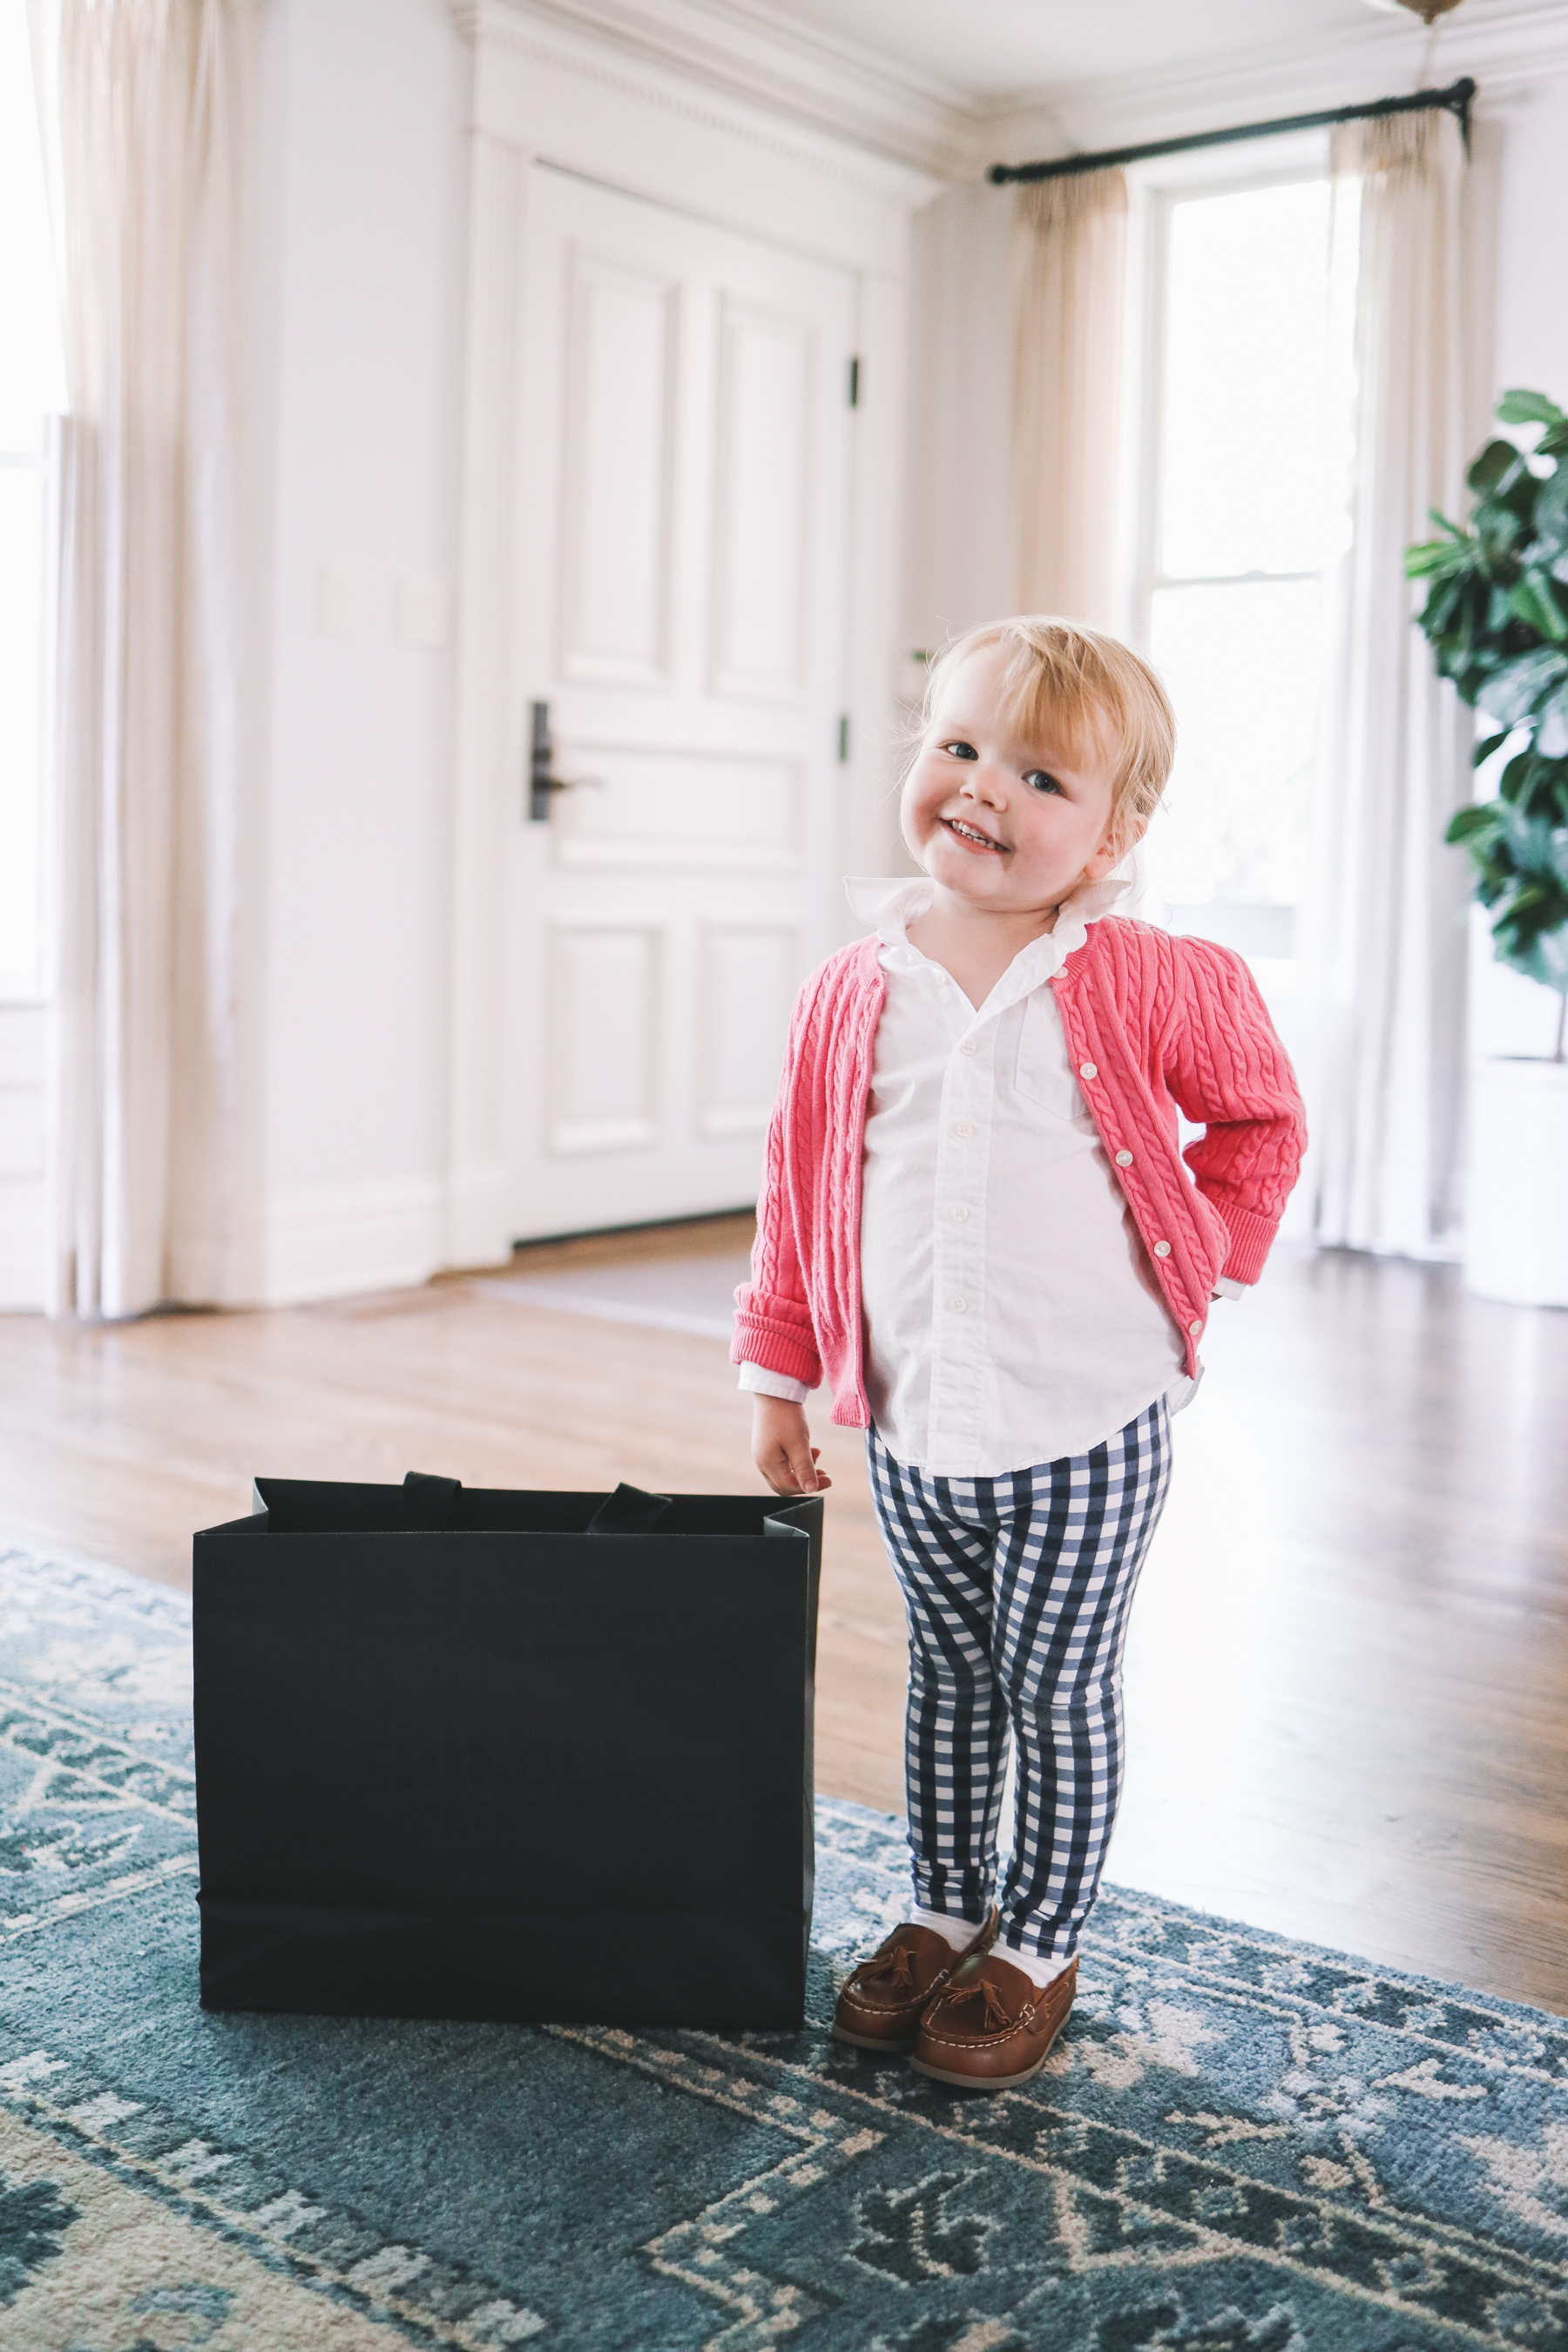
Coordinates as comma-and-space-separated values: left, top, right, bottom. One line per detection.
1085, 808, 1146, 880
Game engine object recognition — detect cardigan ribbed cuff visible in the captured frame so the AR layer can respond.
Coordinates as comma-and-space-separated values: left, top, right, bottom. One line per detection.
1218, 1204, 1280, 1286
729, 1306, 822, 1391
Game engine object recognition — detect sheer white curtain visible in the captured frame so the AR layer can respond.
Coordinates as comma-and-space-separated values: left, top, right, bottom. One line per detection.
1012, 168, 1128, 627
1309, 109, 1471, 1256
29, 0, 255, 1315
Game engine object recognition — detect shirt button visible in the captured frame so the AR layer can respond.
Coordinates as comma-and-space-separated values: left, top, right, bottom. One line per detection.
960, 1040, 978, 1056
1078, 1061, 1097, 1079
953, 1120, 974, 1137
1189, 1318, 1204, 1335
1115, 1149, 1133, 1166
950, 1204, 970, 1222
947, 1294, 968, 1314
1153, 1240, 1171, 1258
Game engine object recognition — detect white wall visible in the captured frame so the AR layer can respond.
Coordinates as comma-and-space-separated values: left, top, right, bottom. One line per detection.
247, 0, 471, 1302
902, 186, 1014, 666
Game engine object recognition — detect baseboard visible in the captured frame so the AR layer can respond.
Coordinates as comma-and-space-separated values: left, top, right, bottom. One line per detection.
443, 1159, 512, 1271
253, 1176, 448, 1308
0, 1200, 46, 1311
0, 1002, 48, 1310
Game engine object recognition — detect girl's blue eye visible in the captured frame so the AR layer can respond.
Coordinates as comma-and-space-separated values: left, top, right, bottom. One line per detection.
1024, 770, 1062, 794
941, 740, 978, 760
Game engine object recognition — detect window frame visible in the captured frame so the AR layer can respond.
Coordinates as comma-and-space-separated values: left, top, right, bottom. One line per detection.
1119, 132, 1346, 966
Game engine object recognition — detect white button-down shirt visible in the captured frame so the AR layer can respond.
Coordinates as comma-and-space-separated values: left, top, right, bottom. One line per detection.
740, 875, 1206, 1477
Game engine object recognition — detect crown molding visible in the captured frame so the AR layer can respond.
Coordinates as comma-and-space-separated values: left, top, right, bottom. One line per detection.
455, 0, 1568, 195
454, 0, 974, 182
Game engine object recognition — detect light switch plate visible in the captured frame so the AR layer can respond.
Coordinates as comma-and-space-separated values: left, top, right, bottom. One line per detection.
316, 564, 355, 638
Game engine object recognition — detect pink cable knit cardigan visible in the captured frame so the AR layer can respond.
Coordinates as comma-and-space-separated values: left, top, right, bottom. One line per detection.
732, 915, 1307, 1428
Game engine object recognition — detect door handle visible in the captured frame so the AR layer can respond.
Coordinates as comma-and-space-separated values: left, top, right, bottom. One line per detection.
528, 700, 604, 821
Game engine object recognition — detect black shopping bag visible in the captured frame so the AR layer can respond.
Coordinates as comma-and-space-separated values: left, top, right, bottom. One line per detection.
193, 1474, 822, 2027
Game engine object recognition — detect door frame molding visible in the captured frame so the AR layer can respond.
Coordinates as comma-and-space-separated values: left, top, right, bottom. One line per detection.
443, 0, 934, 1266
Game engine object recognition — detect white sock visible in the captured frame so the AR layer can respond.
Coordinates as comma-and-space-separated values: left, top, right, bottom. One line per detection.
992, 1944, 1075, 1990
909, 1910, 1074, 1988
911, 1905, 987, 1952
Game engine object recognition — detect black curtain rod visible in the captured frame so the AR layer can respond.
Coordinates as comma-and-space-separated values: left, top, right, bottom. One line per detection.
989, 73, 1476, 185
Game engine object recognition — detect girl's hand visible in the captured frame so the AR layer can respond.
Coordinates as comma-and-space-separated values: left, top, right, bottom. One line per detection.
751, 1396, 833, 1496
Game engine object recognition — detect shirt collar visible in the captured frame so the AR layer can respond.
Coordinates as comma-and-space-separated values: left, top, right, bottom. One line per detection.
844, 875, 933, 947
845, 872, 1130, 979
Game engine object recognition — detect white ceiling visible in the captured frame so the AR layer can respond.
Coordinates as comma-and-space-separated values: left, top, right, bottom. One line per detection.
767, 0, 1463, 104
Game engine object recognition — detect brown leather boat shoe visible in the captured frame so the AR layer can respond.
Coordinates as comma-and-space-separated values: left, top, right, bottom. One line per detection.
910, 1949, 1077, 2089
832, 1909, 997, 2054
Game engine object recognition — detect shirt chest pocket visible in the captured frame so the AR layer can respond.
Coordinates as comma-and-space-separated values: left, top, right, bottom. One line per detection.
1012, 991, 1091, 1127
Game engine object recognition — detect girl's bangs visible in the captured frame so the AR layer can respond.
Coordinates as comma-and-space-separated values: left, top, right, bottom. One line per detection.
992, 634, 1110, 774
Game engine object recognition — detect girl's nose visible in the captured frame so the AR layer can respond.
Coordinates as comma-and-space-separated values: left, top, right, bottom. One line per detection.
961, 764, 1006, 808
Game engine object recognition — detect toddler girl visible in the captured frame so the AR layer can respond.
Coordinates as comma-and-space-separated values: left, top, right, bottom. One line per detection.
733, 616, 1305, 2091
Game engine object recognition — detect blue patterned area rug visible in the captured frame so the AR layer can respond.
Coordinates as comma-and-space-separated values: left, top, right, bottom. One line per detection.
3, 1538, 1567, 2352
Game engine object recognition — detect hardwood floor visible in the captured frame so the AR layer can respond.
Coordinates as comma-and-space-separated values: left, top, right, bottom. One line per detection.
2, 1220, 1565, 2014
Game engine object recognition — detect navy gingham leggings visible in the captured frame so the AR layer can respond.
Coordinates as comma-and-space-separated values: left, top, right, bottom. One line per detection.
868, 1398, 1173, 1963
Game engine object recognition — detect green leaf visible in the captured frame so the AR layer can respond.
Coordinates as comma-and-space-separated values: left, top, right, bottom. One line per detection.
1472, 730, 1510, 768
1540, 683, 1568, 759
1469, 438, 1526, 496
1502, 802, 1556, 865
1509, 570, 1568, 642
1479, 645, 1568, 729
1476, 504, 1526, 558
1447, 804, 1500, 842
1531, 466, 1568, 555
1497, 388, 1567, 429
1499, 748, 1538, 804
1503, 748, 1561, 803
1420, 581, 1465, 642
1515, 757, 1568, 826
1405, 540, 1468, 580
1515, 930, 1568, 991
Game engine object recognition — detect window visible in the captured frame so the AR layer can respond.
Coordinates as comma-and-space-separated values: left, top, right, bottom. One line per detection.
1130, 154, 1359, 974
0, 0, 66, 1004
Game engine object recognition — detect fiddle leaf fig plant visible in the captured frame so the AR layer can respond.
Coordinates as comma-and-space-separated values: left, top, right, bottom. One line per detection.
1406, 387, 1568, 1058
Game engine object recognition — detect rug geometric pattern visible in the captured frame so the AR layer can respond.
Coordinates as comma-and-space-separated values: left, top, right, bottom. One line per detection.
2, 1537, 1566, 2351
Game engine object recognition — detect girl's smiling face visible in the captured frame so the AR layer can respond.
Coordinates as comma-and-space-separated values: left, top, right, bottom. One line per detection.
901, 643, 1126, 914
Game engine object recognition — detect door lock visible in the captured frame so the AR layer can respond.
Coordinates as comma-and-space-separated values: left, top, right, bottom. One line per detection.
528, 700, 603, 821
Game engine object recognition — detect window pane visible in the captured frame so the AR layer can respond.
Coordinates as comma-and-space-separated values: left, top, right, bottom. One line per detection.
1160, 179, 1337, 580
1143, 578, 1321, 951
0, 461, 44, 998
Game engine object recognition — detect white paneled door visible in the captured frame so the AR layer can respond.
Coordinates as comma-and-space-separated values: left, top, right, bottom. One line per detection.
503, 166, 855, 1240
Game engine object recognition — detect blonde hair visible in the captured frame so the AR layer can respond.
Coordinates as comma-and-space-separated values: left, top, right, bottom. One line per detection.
916, 616, 1175, 860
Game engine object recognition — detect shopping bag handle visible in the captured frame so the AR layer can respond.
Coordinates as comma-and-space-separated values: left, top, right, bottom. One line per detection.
402, 1470, 463, 1526
400, 1473, 672, 1533
587, 1482, 672, 1534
